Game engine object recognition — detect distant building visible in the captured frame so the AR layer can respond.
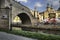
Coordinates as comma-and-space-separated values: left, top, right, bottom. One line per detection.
39, 3, 60, 22
56, 7, 60, 19
30, 9, 43, 22
31, 2, 60, 23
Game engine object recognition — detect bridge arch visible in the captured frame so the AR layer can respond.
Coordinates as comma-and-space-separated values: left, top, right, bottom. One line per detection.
12, 11, 33, 25
17, 13, 31, 25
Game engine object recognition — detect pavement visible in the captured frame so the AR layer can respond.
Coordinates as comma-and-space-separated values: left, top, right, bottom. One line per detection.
0, 32, 37, 40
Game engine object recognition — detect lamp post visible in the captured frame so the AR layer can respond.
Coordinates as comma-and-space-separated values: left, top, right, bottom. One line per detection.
9, 4, 12, 31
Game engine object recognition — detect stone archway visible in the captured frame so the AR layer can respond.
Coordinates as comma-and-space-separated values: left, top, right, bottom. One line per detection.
17, 13, 31, 25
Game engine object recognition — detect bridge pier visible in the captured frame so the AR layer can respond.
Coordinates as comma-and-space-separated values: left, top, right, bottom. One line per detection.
0, 7, 10, 30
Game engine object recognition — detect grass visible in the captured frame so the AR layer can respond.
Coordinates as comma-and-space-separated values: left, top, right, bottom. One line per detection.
0, 27, 60, 40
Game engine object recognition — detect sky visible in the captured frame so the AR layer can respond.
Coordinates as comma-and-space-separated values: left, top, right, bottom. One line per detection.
15, 0, 60, 12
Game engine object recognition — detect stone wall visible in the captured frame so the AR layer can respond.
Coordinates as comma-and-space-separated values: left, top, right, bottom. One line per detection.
0, 8, 9, 29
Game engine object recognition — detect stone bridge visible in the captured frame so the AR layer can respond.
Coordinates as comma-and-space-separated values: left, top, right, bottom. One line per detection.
0, 0, 37, 30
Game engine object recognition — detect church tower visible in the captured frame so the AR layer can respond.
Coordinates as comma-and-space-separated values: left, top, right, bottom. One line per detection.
46, 3, 53, 12
46, 3, 50, 11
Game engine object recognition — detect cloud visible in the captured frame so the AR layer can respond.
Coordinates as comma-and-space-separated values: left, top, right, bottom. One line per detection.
34, 2, 43, 7
47, 0, 59, 6
52, 0, 59, 6
52, 0, 59, 9
47, 0, 52, 2
47, 0, 59, 9
15, 0, 28, 3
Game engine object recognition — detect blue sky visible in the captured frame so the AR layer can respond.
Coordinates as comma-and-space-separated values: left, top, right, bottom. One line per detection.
15, 0, 60, 12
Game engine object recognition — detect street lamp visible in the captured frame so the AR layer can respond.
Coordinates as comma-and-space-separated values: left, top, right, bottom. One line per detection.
9, 4, 12, 31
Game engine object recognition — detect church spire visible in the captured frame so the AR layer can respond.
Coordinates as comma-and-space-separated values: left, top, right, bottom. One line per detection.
47, 3, 50, 8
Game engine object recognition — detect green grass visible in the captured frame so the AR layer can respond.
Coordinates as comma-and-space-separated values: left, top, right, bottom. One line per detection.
0, 28, 60, 40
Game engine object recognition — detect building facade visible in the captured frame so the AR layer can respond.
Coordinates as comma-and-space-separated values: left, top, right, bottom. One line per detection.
39, 3, 60, 22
